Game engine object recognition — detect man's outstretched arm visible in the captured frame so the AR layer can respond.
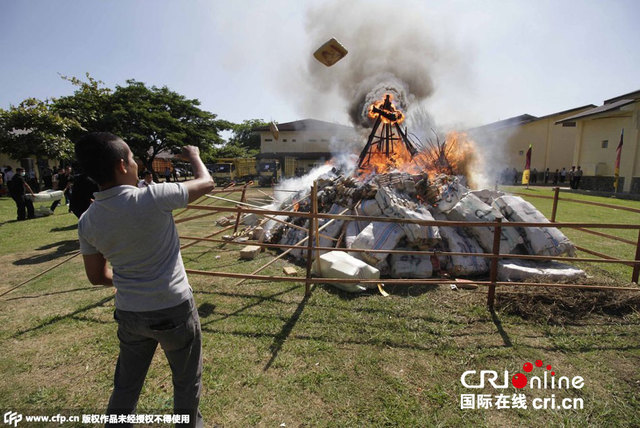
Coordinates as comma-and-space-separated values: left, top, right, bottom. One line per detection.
180, 145, 215, 203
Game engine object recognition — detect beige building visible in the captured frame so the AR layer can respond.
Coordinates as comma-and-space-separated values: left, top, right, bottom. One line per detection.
470, 105, 595, 181
556, 90, 640, 193
255, 119, 358, 174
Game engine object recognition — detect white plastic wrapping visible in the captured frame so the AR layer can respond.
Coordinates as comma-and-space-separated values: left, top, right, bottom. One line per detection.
437, 225, 489, 276
318, 204, 351, 252
313, 251, 380, 292
390, 252, 433, 278
375, 186, 440, 247
492, 195, 575, 257
26, 190, 63, 202
498, 259, 585, 282
446, 193, 523, 254
350, 221, 406, 265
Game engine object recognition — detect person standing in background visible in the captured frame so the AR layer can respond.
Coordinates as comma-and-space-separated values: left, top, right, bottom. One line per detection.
8, 168, 35, 221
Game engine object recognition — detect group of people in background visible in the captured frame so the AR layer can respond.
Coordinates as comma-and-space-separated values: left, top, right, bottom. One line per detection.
498, 165, 583, 189
1, 163, 164, 222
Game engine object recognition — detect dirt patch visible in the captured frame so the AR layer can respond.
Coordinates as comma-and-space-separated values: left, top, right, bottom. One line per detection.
496, 287, 640, 325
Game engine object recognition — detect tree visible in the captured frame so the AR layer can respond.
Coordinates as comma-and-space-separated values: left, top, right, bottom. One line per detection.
108, 80, 232, 175
0, 98, 81, 161
53, 73, 113, 137
226, 119, 268, 157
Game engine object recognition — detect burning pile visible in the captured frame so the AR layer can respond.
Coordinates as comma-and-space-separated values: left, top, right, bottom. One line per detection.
240, 94, 583, 292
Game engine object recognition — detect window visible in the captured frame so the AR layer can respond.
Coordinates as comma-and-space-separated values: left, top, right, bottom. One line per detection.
309, 139, 317, 142
292, 139, 296, 142
601, 140, 608, 149
282, 139, 287, 142
321, 139, 329, 142
562, 122, 576, 127
265, 138, 273, 142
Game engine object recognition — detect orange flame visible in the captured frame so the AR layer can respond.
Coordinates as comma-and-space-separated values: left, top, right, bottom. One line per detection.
359, 131, 478, 183
367, 93, 405, 125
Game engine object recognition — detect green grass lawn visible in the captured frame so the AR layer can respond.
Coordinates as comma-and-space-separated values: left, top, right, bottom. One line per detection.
0, 188, 639, 427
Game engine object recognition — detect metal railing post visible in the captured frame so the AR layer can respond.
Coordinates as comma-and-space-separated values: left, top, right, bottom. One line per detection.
550, 187, 560, 222
304, 182, 318, 296
633, 229, 640, 284
487, 218, 502, 309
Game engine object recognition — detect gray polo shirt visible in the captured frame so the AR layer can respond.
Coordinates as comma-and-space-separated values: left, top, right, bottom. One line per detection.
78, 183, 192, 311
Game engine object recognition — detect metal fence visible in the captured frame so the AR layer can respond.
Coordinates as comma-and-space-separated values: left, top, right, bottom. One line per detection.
178, 183, 640, 309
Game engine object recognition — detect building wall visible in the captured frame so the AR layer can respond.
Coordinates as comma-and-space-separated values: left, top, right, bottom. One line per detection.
471, 108, 591, 178
260, 128, 357, 155
574, 102, 639, 192
546, 119, 582, 171
503, 120, 549, 172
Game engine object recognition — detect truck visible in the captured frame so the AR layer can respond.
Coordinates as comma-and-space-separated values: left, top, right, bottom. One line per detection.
207, 158, 257, 185
257, 159, 281, 186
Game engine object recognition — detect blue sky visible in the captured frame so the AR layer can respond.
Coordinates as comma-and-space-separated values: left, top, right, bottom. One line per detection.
1, 0, 639, 131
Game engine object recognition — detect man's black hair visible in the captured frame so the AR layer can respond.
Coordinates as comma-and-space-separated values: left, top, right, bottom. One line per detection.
75, 132, 129, 186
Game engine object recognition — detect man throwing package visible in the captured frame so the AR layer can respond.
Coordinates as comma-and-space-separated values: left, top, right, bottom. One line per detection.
75, 132, 214, 427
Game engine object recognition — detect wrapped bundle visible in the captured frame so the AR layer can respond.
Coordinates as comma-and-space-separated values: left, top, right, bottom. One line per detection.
390, 252, 433, 278
446, 193, 523, 254
279, 225, 308, 260
318, 204, 351, 252
498, 259, 585, 282
350, 221, 406, 265
345, 220, 371, 249
429, 176, 468, 213
312, 251, 379, 293
492, 195, 575, 257
359, 199, 383, 217
375, 186, 440, 247
437, 225, 489, 276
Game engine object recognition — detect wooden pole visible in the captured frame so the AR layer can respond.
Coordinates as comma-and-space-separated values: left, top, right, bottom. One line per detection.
487, 217, 502, 309
305, 182, 318, 296
180, 225, 234, 251
233, 182, 250, 234
550, 187, 560, 222
633, 229, 640, 284
231, 207, 349, 287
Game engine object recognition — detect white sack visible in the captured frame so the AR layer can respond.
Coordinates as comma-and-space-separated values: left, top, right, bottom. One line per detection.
279, 225, 308, 260
26, 189, 63, 202
433, 178, 468, 213
359, 199, 383, 217
437, 225, 489, 276
318, 204, 351, 252
498, 259, 585, 282
390, 252, 433, 278
492, 195, 575, 257
345, 220, 370, 248
447, 193, 523, 254
375, 186, 440, 247
351, 221, 406, 265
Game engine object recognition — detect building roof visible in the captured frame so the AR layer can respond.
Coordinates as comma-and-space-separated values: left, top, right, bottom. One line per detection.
468, 114, 538, 132
555, 99, 636, 124
469, 104, 598, 133
254, 119, 354, 133
604, 89, 640, 104
536, 104, 597, 121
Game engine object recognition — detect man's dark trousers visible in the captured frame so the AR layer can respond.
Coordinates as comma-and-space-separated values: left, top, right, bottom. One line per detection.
106, 298, 203, 428
12, 195, 34, 220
